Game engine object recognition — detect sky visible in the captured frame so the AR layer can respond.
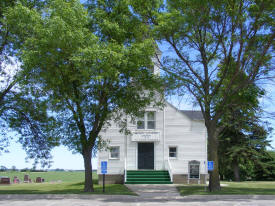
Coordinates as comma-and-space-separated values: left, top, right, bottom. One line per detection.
0, 142, 97, 170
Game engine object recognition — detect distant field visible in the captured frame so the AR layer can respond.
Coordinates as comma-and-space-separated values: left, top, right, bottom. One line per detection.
0, 171, 91, 183
0, 171, 134, 195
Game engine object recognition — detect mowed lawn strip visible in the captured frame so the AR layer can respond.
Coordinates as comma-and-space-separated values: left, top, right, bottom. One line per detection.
178, 181, 275, 195
0, 172, 134, 195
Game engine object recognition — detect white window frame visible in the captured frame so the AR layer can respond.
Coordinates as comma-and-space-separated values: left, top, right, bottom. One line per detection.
147, 111, 156, 130
188, 160, 200, 179
109, 146, 120, 160
137, 114, 145, 129
168, 146, 177, 159
136, 111, 156, 130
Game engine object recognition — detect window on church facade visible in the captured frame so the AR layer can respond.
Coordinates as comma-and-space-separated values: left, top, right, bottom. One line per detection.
137, 111, 155, 129
147, 111, 155, 129
137, 117, 145, 129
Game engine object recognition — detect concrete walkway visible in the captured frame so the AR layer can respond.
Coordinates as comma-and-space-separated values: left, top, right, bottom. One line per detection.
126, 184, 182, 200
0, 194, 275, 205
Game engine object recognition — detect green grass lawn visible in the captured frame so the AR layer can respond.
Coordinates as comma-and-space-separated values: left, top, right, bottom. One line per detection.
178, 181, 275, 195
0, 171, 134, 195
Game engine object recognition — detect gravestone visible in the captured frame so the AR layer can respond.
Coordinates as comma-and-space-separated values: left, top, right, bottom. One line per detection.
13, 176, 20, 184
24, 175, 29, 183
36, 177, 42, 183
0, 177, 10, 184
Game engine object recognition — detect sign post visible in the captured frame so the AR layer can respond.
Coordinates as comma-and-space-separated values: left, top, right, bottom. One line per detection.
207, 161, 214, 192
208, 161, 214, 172
101, 161, 107, 193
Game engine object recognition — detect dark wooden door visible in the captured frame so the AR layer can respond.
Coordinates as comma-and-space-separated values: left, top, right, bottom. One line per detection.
138, 143, 154, 169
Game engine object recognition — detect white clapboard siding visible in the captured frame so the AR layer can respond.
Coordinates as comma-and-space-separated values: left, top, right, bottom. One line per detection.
164, 103, 207, 174
97, 100, 208, 176
126, 138, 137, 170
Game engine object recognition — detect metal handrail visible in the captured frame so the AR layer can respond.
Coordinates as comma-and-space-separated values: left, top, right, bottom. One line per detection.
167, 159, 173, 182
124, 156, 127, 183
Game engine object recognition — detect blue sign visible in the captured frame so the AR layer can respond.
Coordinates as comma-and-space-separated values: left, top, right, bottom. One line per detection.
208, 161, 214, 171
101, 161, 107, 174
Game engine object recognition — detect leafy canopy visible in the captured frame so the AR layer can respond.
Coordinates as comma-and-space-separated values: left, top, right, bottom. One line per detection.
5, 0, 163, 156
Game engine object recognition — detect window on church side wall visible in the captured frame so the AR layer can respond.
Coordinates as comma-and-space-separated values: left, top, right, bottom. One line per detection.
109, 146, 120, 159
169, 147, 177, 158
137, 111, 156, 130
189, 160, 200, 179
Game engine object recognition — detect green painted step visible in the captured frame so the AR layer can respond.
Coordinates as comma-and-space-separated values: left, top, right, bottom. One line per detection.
125, 170, 172, 184
127, 178, 170, 182
127, 175, 170, 178
127, 170, 168, 174
125, 181, 172, 184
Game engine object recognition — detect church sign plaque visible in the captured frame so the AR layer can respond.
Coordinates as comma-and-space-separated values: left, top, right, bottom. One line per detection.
132, 131, 160, 142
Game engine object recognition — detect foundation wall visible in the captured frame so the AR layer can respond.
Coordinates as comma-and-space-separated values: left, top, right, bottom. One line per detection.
98, 174, 124, 184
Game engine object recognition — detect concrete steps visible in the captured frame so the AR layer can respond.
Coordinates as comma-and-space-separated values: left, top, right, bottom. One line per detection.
125, 170, 172, 184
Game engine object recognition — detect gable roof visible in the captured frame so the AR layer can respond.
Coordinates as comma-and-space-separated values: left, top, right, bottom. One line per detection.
165, 100, 204, 121
180, 110, 204, 121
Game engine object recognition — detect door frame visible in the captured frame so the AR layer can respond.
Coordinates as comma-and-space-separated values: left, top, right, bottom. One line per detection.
136, 142, 155, 170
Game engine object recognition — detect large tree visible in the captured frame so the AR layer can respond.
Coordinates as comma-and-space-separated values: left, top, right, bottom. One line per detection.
135, 0, 275, 191
217, 81, 273, 182
6, 0, 163, 192
219, 121, 274, 181
0, 0, 57, 163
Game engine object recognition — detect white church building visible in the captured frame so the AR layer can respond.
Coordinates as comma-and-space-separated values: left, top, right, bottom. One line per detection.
97, 52, 208, 184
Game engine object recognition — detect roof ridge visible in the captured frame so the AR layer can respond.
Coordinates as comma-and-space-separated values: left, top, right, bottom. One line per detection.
180, 110, 204, 121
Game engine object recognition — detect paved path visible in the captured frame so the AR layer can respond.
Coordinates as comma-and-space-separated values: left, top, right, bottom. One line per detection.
125, 184, 182, 200
1, 194, 275, 206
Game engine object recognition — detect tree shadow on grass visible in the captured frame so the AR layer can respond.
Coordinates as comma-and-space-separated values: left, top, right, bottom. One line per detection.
0, 183, 134, 196
69, 179, 98, 186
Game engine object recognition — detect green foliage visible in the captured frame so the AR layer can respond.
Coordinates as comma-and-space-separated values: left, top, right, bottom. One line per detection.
268, 151, 275, 159
254, 150, 275, 180
0, 0, 58, 163
5, 0, 162, 152
4, 92, 60, 167
219, 121, 274, 181
217, 76, 274, 181
156, 0, 274, 111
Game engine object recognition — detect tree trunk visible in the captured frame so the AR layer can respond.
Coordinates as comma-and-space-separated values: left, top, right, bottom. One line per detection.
207, 126, 221, 192
233, 159, 240, 182
83, 150, 94, 192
